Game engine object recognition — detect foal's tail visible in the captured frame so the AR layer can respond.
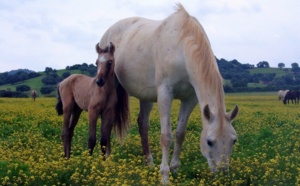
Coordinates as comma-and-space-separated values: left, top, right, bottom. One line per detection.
55, 84, 63, 115
114, 81, 130, 140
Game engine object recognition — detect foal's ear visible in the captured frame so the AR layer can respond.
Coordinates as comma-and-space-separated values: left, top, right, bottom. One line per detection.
226, 105, 239, 121
96, 43, 103, 54
108, 42, 115, 54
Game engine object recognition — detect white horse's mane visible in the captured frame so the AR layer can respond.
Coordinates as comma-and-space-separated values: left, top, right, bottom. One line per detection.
175, 3, 225, 116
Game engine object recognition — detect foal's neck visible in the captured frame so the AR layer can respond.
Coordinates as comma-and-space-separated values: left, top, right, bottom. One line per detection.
102, 74, 116, 93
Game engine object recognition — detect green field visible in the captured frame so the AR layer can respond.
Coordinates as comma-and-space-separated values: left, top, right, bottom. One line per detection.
0, 94, 299, 185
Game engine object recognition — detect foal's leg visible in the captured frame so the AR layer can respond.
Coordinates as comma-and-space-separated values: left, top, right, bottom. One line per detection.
61, 100, 75, 158
157, 86, 173, 184
100, 107, 115, 158
62, 109, 72, 158
170, 97, 197, 172
138, 101, 154, 165
88, 109, 99, 155
68, 104, 82, 154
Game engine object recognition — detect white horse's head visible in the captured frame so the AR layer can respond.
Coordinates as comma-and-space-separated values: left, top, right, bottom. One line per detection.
200, 104, 239, 172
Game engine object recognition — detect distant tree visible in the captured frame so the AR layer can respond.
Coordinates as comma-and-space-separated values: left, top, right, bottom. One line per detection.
40, 86, 55, 94
231, 78, 247, 87
79, 65, 88, 73
87, 64, 97, 76
45, 67, 53, 75
241, 63, 254, 69
283, 75, 294, 85
16, 85, 31, 92
278, 63, 285, 69
291, 62, 300, 72
256, 61, 270, 68
260, 73, 276, 83
229, 59, 241, 66
28, 72, 41, 79
62, 72, 71, 79
42, 76, 57, 85
273, 77, 285, 86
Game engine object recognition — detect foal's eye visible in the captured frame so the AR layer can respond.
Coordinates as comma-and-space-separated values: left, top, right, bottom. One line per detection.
107, 60, 112, 67
207, 140, 213, 147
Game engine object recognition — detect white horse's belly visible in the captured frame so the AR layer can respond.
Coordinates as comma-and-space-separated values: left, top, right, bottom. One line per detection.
115, 58, 195, 102
115, 59, 158, 102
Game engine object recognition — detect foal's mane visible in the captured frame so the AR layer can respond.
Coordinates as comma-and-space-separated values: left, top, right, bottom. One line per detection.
175, 4, 225, 109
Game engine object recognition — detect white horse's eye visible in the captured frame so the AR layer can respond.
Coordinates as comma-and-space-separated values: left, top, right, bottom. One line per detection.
207, 139, 213, 147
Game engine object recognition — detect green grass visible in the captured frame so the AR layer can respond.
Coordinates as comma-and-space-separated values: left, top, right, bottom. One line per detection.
0, 95, 299, 185
249, 67, 291, 77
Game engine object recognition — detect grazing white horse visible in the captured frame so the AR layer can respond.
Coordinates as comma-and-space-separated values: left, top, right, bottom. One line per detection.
99, 3, 239, 184
278, 90, 289, 100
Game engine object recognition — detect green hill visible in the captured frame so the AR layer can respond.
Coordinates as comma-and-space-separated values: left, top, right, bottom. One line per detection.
0, 69, 82, 97
249, 67, 292, 77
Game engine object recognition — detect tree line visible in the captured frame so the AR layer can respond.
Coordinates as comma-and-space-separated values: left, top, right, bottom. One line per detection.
0, 69, 41, 86
1, 59, 300, 97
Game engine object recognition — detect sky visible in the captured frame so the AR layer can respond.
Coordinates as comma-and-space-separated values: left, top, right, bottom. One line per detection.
0, 0, 299, 73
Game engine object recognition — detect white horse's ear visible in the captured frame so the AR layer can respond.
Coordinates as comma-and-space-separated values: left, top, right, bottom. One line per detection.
109, 42, 115, 54
203, 104, 214, 121
226, 105, 239, 121
96, 43, 102, 54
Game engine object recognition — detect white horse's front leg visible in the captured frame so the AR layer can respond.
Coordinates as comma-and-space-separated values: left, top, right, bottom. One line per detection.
170, 97, 197, 172
138, 101, 154, 166
157, 86, 173, 184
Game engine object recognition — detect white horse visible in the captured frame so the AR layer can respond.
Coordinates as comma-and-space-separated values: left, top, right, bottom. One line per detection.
278, 90, 289, 100
99, 3, 238, 184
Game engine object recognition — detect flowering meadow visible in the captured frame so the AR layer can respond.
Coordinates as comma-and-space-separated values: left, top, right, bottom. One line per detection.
0, 94, 299, 185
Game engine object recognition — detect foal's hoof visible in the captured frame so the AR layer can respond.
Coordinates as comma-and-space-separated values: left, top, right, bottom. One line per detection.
89, 149, 94, 156
146, 161, 155, 168
144, 155, 154, 167
101, 146, 106, 155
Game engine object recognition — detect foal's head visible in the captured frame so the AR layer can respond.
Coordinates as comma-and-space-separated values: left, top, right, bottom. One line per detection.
95, 42, 115, 87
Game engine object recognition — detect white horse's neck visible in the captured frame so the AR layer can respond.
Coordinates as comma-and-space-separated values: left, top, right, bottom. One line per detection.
188, 64, 226, 128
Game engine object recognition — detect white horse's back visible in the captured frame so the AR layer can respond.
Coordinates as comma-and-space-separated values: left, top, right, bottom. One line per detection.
100, 6, 206, 102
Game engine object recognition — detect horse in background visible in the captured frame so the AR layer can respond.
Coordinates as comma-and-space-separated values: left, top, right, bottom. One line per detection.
99, 3, 238, 184
278, 90, 289, 101
283, 90, 300, 104
31, 90, 37, 101
55, 42, 129, 158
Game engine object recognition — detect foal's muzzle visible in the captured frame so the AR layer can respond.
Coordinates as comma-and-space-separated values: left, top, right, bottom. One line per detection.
96, 78, 105, 87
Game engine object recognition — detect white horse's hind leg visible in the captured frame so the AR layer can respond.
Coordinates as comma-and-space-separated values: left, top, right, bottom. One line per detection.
157, 86, 173, 184
137, 101, 154, 165
170, 97, 197, 172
